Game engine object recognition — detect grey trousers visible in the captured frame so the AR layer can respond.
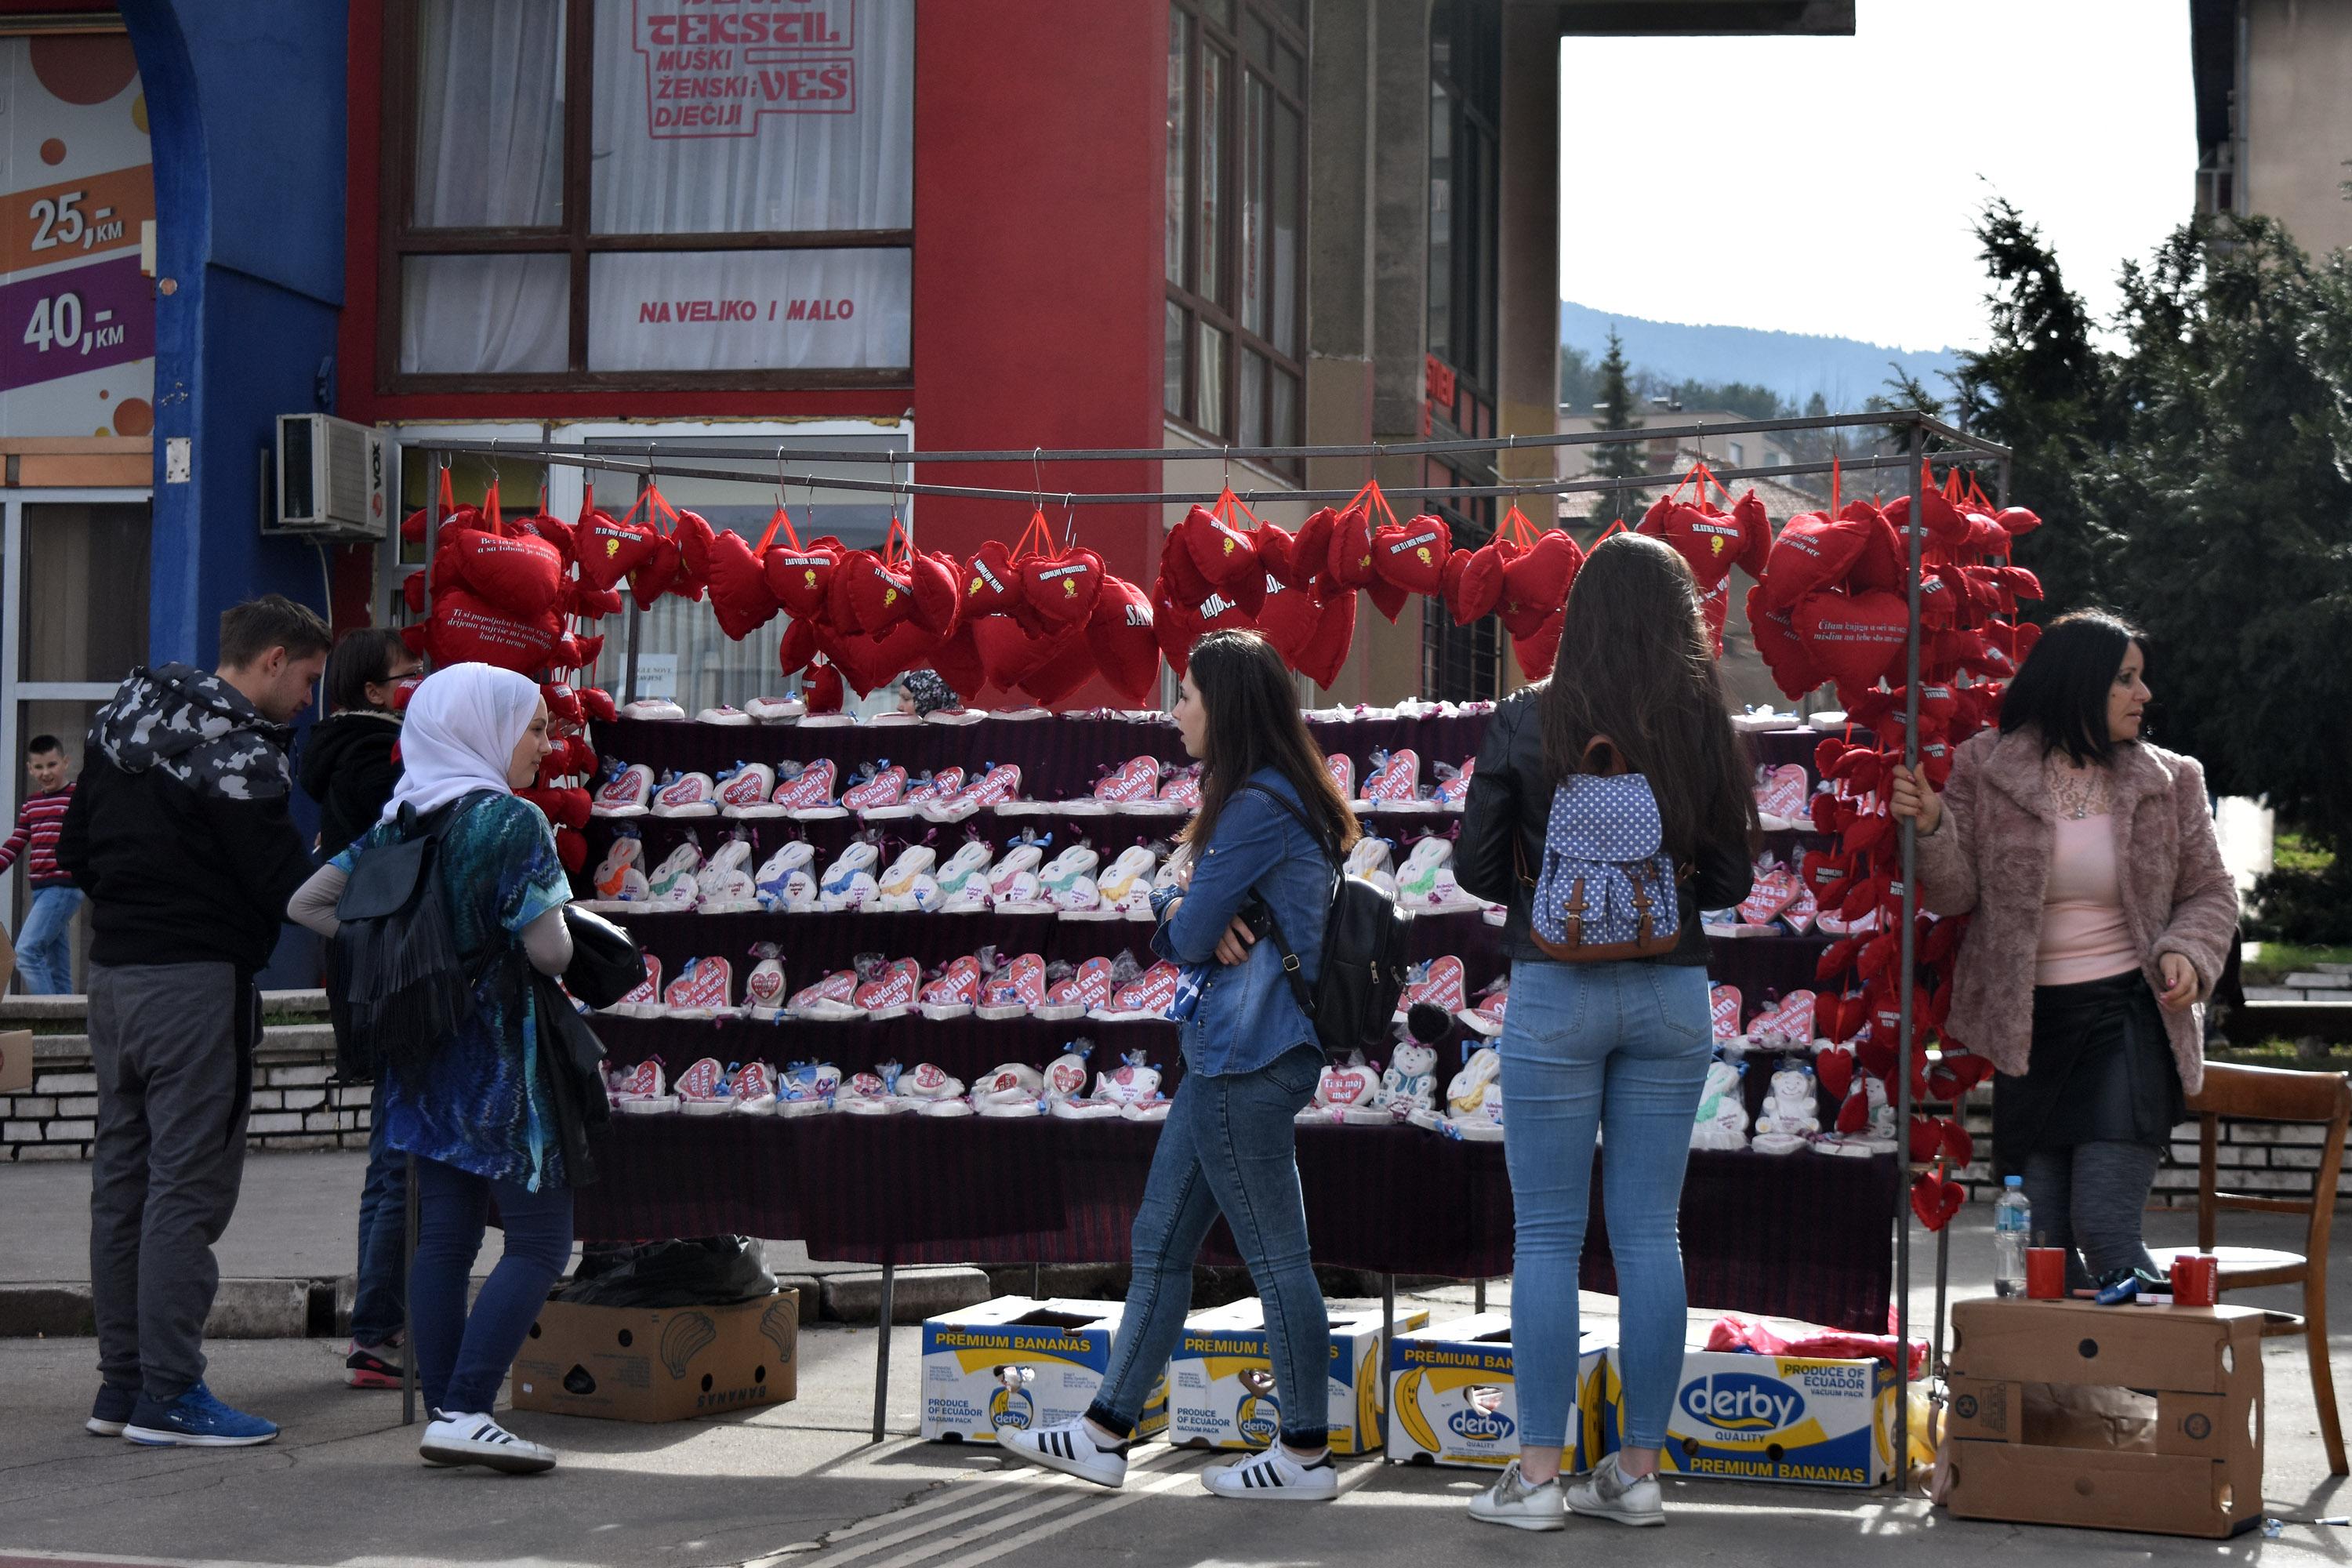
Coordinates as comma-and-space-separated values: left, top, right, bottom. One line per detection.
88, 960, 256, 1402
2022, 1141, 2163, 1289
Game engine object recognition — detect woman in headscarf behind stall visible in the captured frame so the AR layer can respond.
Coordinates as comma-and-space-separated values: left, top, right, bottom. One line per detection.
287, 662, 576, 1475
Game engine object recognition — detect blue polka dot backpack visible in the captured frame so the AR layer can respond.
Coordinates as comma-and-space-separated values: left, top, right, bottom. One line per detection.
1524, 735, 1686, 962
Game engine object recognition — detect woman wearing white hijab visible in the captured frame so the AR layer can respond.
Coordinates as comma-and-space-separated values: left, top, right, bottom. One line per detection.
289, 662, 576, 1474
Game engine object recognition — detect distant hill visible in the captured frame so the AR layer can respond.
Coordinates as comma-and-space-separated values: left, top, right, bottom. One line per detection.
1559, 300, 1966, 412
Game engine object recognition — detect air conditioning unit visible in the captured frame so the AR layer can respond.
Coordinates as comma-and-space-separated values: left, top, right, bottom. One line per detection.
270, 413, 387, 539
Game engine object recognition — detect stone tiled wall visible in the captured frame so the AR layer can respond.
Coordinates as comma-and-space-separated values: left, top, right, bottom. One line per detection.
3, 1025, 371, 1161
1952, 1094, 2350, 1209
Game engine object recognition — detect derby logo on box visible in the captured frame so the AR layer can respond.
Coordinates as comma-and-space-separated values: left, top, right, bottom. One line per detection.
989, 1382, 1036, 1431
1681, 1372, 1802, 1433
1447, 1404, 1515, 1443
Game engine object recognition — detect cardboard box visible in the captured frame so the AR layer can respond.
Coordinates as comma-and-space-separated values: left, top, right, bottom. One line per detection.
919, 1297, 1167, 1444
510, 1289, 797, 1423
1943, 1298, 2264, 1538
1625, 1348, 1898, 1488
1387, 1312, 1613, 1471
1167, 1300, 1426, 1456
0, 1029, 32, 1095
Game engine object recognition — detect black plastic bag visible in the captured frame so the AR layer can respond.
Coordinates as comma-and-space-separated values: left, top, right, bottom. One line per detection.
557, 1236, 778, 1308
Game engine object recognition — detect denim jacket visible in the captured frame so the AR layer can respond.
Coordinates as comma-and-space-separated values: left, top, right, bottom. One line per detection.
1150, 768, 1333, 1076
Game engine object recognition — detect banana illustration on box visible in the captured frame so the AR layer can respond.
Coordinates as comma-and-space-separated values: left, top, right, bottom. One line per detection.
1168, 1301, 1418, 1454
1387, 1315, 1613, 1472
759, 1300, 796, 1367
661, 1310, 719, 1378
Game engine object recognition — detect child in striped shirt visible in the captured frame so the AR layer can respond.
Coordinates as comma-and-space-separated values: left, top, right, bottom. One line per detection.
2, 735, 80, 993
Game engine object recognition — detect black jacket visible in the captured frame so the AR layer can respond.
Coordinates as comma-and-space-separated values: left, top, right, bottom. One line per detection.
1457, 687, 1755, 965
56, 664, 314, 973
300, 710, 402, 860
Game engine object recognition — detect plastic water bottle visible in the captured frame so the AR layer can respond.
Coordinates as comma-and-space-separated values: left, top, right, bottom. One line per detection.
1994, 1175, 2031, 1298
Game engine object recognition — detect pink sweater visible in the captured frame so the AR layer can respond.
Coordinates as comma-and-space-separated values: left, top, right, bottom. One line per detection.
2037, 815, 2140, 986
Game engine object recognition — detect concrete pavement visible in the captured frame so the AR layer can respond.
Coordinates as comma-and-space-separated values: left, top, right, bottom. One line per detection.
5, 1152, 2352, 1567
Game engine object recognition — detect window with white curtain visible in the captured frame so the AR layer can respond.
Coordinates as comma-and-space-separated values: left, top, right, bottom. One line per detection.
386, 0, 913, 389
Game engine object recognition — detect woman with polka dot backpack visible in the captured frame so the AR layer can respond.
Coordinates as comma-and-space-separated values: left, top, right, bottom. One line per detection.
1455, 533, 1759, 1530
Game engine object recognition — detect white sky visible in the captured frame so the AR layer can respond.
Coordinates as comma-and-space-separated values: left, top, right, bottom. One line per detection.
1557, 0, 2195, 351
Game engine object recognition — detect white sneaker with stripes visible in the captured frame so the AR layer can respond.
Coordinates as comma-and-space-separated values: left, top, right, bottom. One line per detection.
419, 1409, 557, 1474
998, 1418, 1130, 1489
1201, 1444, 1338, 1501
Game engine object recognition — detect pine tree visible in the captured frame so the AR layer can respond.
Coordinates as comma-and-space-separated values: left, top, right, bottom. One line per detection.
1589, 329, 1646, 521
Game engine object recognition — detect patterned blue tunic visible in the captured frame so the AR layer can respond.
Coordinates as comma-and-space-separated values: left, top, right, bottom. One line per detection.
332, 793, 572, 1190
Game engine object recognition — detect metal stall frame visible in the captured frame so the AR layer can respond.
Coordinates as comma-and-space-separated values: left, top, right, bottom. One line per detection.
402, 410, 2014, 1474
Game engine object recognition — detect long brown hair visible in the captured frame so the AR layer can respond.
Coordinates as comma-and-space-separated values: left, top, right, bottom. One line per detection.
1181, 629, 1360, 857
1537, 532, 1757, 859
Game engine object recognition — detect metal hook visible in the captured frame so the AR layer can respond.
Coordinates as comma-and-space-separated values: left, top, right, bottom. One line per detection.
775, 444, 790, 510
1032, 447, 1044, 510
1062, 492, 1077, 548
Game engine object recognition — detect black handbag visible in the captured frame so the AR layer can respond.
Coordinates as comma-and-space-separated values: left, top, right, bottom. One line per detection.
561, 904, 647, 1009
532, 970, 611, 1189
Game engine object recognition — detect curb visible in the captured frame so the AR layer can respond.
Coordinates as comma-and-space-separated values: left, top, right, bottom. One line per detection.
0, 1278, 329, 1339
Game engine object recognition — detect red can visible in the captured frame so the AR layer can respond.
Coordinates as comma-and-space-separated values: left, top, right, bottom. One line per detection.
2171, 1251, 2220, 1308
2025, 1247, 2067, 1301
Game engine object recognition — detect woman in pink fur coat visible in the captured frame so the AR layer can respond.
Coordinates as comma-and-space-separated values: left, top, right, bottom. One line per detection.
1891, 610, 2238, 1302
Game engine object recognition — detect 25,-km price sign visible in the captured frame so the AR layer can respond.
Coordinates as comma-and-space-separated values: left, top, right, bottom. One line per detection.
0, 165, 155, 394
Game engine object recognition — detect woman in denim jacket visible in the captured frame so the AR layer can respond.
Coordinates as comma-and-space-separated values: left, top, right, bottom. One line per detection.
1004, 629, 1359, 1501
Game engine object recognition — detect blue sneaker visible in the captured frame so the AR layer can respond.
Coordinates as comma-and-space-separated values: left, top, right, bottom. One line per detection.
87, 1384, 137, 1436
121, 1381, 279, 1446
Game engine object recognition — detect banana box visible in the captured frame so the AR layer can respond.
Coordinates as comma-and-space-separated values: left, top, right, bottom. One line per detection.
510, 1288, 798, 1423
1167, 1300, 1426, 1455
919, 1297, 1167, 1444
1387, 1314, 1614, 1470
1626, 1349, 1898, 1487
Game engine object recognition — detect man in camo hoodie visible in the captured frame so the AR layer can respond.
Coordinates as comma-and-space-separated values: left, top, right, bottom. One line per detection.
56, 594, 332, 1448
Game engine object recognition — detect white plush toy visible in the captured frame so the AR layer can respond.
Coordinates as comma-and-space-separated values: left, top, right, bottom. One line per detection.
1752, 1059, 1820, 1154
1690, 1056, 1751, 1151
1380, 1038, 1439, 1123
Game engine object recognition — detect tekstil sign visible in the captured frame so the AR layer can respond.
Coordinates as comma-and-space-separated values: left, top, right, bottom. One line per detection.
633, 0, 857, 136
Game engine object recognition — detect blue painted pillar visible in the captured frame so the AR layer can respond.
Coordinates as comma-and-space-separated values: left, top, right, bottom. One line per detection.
119, 0, 347, 670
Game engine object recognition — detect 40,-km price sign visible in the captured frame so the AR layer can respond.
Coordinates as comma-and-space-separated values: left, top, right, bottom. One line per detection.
0, 164, 154, 394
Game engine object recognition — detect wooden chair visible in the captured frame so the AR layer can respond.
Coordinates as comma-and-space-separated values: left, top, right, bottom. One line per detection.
2151, 1062, 2352, 1475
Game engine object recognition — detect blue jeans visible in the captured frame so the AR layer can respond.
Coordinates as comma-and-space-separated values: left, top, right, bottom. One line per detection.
1498, 959, 1712, 1452
349, 1086, 408, 1347
408, 1157, 573, 1416
13, 884, 82, 994
1088, 1044, 1330, 1446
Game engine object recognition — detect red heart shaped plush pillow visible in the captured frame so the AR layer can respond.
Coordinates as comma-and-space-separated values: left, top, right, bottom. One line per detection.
1290, 508, 1337, 588
1910, 1168, 1965, 1231
1177, 505, 1259, 588
1814, 1044, 1857, 1102
1838, 501, 1907, 596
578, 686, 617, 724
1366, 577, 1411, 623
517, 786, 593, 833
569, 582, 624, 620
628, 533, 682, 612
1323, 503, 1376, 589
804, 659, 844, 714
1018, 630, 1101, 707
1254, 575, 1321, 665
705, 527, 782, 640
670, 510, 716, 601
974, 612, 1077, 691
403, 572, 427, 616
1023, 547, 1104, 626
908, 550, 964, 636
1918, 484, 1969, 547
1794, 589, 1909, 697
818, 618, 937, 696
1501, 530, 1584, 626
1513, 608, 1566, 682
1086, 576, 1160, 706
539, 681, 585, 729
930, 620, 987, 701
958, 540, 1023, 622
1759, 510, 1865, 612
1731, 488, 1772, 577
1657, 502, 1747, 591
778, 615, 818, 677
579, 510, 655, 593
839, 550, 914, 635
1294, 585, 1356, 689
518, 511, 574, 563
764, 542, 840, 621
1150, 575, 1205, 677
1745, 586, 1824, 701
1370, 513, 1451, 595
1253, 524, 1299, 589
426, 590, 560, 675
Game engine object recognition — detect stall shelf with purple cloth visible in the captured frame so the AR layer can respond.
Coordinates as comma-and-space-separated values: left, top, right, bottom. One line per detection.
572, 706, 1896, 1443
